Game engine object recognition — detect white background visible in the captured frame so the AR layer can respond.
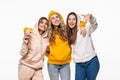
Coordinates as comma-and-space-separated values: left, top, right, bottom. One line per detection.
0, 0, 120, 80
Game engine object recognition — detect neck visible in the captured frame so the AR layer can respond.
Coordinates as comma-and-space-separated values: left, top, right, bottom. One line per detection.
54, 25, 59, 30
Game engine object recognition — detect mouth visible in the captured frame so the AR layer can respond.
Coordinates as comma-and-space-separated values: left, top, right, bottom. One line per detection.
55, 21, 59, 24
69, 23, 74, 26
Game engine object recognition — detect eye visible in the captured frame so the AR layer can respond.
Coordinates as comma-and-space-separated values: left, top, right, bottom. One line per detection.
45, 22, 48, 25
56, 15, 59, 18
51, 17, 55, 20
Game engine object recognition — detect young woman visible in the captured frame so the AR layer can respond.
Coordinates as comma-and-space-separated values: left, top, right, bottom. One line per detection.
66, 12, 100, 80
47, 10, 71, 80
18, 17, 49, 80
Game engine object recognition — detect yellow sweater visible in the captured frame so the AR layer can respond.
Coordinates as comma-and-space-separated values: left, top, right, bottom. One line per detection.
48, 34, 71, 64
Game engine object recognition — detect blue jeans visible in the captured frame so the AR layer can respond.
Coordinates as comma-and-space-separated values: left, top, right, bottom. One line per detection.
48, 63, 70, 80
75, 56, 100, 80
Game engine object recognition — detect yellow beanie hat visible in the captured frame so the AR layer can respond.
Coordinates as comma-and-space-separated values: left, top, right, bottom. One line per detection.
24, 27, 33, 32
48, 10, 64, 20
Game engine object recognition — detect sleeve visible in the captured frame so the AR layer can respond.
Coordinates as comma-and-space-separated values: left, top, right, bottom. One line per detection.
20, 40, 29, 56
86, 15, 98, 34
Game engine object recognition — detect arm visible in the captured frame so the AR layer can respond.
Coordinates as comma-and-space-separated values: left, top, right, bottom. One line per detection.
82, 14, 98, 34
20, 42, 29, 56
89, 15, 98, 33
20, 30, 32, 56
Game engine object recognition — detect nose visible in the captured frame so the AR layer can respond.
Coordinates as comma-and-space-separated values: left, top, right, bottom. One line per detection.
43, 23, 46, 26
70, 20, 73, 23
43, 23, 47, 28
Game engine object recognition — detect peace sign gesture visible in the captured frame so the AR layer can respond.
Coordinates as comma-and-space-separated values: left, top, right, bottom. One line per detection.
81, 14, 92, 23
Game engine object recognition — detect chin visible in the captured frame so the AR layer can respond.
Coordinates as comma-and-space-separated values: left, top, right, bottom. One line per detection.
70, 26, 74, 28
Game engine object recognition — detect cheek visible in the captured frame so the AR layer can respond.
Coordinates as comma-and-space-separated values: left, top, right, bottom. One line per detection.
68, 21, 71, 25
38, 26, 43, 30
51, 20, 55, 23
45, 26, 48, 29
38, 26, 41, 29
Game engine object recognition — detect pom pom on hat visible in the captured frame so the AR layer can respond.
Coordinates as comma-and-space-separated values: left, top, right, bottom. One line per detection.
24, 27, 33, 32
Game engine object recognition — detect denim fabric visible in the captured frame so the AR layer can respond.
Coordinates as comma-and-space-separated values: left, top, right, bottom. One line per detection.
48, 63, 70, 80
75, 56, 100, 80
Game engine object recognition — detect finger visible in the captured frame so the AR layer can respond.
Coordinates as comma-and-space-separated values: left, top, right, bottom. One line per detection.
84, 18, 88, 22
81, 14, 86, 18
86, 14, 92, 19
87, 14, 92, 17
30, 31, 33, 33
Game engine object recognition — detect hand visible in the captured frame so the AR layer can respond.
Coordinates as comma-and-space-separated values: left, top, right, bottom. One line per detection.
81, 14, 92, 23
23, 36, 30, 44
25, 29, 32, 35
24, 30, 32, 44
80, 27, 86, 37
45, 46, 50, 57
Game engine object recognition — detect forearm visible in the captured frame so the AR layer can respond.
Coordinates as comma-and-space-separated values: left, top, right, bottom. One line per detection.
89, 15, 98, 33
20, 40, 29, 56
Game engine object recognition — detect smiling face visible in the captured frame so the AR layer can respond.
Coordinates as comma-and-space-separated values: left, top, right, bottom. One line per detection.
50, 14, 61, 26
38, 19, 48, 31
67, 14, 77, 29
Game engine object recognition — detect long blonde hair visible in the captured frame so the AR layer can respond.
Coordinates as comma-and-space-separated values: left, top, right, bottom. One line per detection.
47, 15, 68, 43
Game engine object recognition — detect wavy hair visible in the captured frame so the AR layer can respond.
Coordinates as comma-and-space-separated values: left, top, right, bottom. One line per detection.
47, 16, 68, 43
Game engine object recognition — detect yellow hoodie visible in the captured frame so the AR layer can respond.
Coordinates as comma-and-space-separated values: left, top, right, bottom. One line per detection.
48, 34, 71, 64
47, 10, 71, 64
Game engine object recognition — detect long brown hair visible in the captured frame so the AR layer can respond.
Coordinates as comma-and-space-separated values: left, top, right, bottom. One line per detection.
66, 12, 78, 45
47, 14, 68, 43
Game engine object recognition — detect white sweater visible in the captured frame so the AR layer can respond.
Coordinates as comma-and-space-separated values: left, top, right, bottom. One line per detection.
72, 16, 98, 63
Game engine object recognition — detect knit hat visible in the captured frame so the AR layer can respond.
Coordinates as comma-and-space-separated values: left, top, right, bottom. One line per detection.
24, 27, 33, 32
48, 10, 63, 20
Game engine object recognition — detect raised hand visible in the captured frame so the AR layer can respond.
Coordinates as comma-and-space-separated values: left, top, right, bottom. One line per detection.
81, 14, 92, 23
24, 30, 32, 44
80, 27, 86, 37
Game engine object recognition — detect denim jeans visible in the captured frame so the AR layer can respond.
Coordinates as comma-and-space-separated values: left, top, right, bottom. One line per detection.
75, 56, 100, 80
48, 63, 70, 80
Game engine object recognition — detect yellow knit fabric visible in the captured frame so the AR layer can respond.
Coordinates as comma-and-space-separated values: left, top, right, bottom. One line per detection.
48, 10, 63, 20
79, 21, 86, 27
48, 34, 71, 64
24, 27, 33, 32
